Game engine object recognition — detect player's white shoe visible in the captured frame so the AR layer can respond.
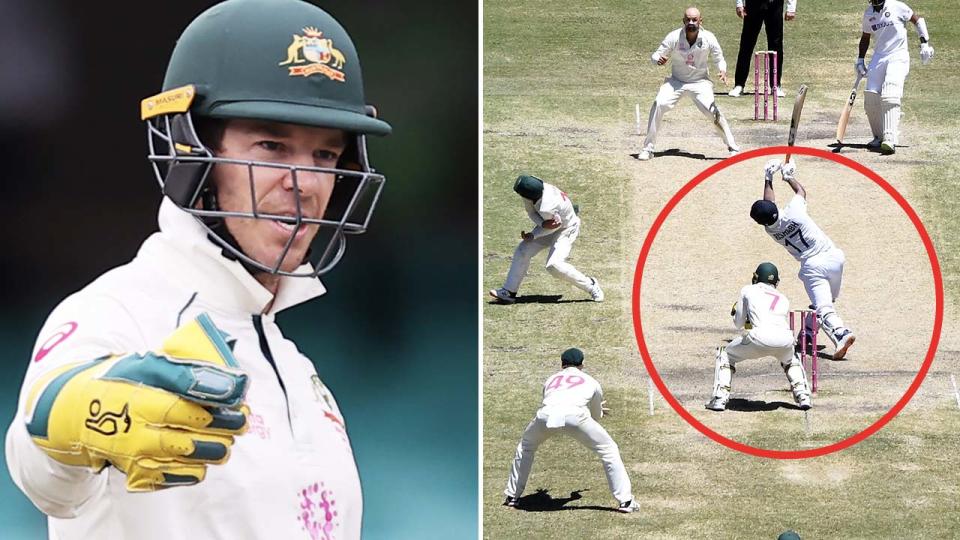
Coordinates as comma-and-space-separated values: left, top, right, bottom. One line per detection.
489, 288, 517, 304
589, 277, 604, 302
794, 393, 812, 411
728, 146, 741, 157
833, 330, 856, 360
728, 86, 743, 97
867, 136, 882, 148
637, 150, 652, 161
880, 139, 896, 155
503, 496, 519, 507
776, 87, 786, 98
618, 500, 640, 513
705, 396, 728, 411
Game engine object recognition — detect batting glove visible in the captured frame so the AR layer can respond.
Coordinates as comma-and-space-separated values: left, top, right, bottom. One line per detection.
855, 58, 868, 77
781, 161, 797, 181
920, 43, 934, 65
25, 313, 249, 492
763, 159, 782, 182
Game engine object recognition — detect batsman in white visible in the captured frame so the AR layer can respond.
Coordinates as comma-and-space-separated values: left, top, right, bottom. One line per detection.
489, 175, 604, 304
707, 262, 812, 411
5, 1, 391, 538
638, 6, 740, 161
749, 160, 856, 362
503, 348, 640, 513
857, 0, 934, 155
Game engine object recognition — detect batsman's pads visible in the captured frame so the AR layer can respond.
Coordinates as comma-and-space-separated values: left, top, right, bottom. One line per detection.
25, 313, 249, 492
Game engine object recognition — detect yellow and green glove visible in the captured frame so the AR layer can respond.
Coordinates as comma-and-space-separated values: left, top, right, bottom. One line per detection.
25, 313, 249, 491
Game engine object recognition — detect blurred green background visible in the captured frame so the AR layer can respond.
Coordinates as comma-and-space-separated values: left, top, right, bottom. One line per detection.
0, 1, 477, 538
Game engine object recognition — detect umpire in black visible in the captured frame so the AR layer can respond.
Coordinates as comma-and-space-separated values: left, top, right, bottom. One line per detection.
729, 0, 797, 97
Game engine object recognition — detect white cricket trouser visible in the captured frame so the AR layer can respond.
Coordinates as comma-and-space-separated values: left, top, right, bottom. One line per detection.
726, 329, 795, 367
504, 409, 634, 504
502, 222, 592, 293
714, 330, 808, 400
798, 248, 849, 341
865, 54, 909, 144
642, 77, 737, 152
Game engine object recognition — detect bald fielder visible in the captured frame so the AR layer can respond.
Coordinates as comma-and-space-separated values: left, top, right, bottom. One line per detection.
638, 6, 740, 161
707, 262, 812, 411
503, 348, 640, 513
489, 175, 604, 304
749, 160, 856, 361
857, 0, 934, 155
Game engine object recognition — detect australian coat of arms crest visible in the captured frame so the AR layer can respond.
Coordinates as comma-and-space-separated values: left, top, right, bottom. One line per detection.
279, 26, 346, 81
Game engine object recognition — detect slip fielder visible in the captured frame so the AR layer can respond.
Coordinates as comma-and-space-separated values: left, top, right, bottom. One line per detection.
749, 160, 856, 361
489, 175, 604, 304
707, 262, 812, 411
857, 0, 934, 154
638, 6, 740, 161
503, 348, 640, 513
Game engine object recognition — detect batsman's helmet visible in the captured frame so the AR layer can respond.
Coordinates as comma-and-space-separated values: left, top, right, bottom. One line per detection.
513, 175, 545, 201
141, 0, 391, 277
777, 532, 801, 540
560, 348, 584, 366
869, 0, 885, 8
750, 199, 779, 226
752, 262, 780, 287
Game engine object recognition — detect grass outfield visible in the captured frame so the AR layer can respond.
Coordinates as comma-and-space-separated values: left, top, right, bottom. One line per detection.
483, 0, 960, 538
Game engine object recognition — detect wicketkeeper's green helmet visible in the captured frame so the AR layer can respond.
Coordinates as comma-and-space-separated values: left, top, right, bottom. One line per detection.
752, 262, 780, 287
142, 0, 392, 277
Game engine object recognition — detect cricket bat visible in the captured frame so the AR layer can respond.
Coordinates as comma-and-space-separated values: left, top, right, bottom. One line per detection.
784, 84, 808, 163
835, 73, 864, 145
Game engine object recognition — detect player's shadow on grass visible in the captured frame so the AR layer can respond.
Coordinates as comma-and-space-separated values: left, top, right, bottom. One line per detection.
489, 295, 594, 305
516, 489, 620, 513
726, 398, 805, 412
630, 148, 723, 161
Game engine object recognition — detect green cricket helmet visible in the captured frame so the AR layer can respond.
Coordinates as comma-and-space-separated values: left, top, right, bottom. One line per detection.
752, 262, 780, 287
142, 0, 391, 277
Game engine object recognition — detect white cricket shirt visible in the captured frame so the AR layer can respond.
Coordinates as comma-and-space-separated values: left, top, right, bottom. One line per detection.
524, 181, 580, 239
862, 0, 914, 62
764, 195, 835, 262
733, 283, 794, 348
6, 198, 363, 540
539, 367, 603, 420
651, 27, 727, 84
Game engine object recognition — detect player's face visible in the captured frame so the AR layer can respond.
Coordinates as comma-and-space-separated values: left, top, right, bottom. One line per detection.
683, 9, 701, 31
210, 119, 347, 273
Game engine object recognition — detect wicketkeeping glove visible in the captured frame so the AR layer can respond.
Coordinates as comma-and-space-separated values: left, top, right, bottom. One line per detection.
25, 313, 249, 492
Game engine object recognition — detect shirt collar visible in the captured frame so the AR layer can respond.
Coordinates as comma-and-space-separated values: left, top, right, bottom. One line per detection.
140, 198, 327, 316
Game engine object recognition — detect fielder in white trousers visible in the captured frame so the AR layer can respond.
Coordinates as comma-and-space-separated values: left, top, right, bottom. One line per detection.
639, 8, 739, 160
490, 175, 603, 303
707, 263, 812, 411
504, 349, 638, 513
504, 223, 593, 294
